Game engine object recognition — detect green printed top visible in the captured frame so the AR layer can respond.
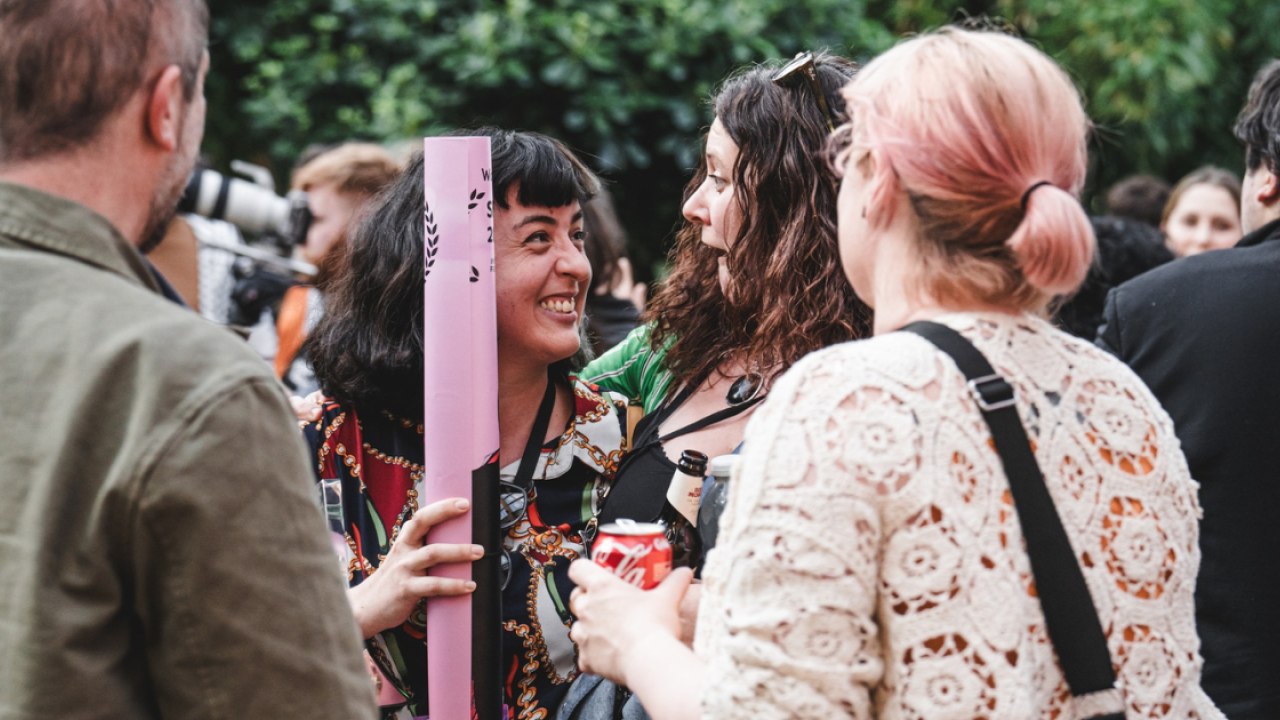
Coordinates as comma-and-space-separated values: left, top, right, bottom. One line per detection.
581, 324, 674, 414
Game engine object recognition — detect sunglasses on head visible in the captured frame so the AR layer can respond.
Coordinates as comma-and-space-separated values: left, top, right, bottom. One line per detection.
772, 51, 838, 132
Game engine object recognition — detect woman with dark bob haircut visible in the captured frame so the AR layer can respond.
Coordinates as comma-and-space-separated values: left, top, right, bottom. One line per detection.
303, 129, 626, 720
582, 52, 871, 558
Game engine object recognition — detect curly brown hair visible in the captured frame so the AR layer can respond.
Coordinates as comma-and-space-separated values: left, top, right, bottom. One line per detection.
646, 53, 872, 388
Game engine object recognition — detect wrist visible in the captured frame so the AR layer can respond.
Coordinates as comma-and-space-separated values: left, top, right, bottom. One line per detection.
619, 628, 686, 689
619, 630, 704, 720
346, 584, 378, 639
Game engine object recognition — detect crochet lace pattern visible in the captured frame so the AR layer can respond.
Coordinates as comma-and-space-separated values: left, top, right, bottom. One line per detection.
696, 312, 1224, 720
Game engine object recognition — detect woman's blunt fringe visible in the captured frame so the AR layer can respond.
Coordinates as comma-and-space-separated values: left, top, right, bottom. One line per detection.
461, 127, 600, 209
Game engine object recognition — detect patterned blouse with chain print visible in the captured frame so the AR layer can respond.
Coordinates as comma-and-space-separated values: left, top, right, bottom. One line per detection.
302, 376, 626, 720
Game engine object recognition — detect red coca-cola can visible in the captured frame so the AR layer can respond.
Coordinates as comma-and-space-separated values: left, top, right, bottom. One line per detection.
592, 520, 672, 590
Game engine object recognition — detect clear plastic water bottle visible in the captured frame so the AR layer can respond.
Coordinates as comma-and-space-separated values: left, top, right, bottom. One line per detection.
697, 455, 738, 564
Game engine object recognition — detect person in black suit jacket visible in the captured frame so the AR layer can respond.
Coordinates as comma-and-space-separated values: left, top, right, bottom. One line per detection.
1097, 60, 1280, 720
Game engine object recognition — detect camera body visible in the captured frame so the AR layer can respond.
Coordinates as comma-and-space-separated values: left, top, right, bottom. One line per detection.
177, 168, 312, 249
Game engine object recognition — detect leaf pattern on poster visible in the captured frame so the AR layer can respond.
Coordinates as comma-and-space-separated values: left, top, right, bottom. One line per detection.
423, 203, 439, 279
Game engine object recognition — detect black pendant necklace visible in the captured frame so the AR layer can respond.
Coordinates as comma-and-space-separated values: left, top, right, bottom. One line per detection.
726, 373, 763, 406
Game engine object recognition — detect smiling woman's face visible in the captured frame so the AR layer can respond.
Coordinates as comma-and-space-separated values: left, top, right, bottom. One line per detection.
682, 118, 742, 292
494, 186, 591, 367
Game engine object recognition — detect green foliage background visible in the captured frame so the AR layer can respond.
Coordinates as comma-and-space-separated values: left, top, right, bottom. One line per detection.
203, 0, 1280, 277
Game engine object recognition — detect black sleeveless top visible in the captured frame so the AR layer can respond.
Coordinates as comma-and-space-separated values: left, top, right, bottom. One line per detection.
596, 383, 761, 528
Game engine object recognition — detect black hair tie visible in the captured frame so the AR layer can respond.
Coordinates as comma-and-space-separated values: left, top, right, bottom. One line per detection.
1021, 181, 1054, 213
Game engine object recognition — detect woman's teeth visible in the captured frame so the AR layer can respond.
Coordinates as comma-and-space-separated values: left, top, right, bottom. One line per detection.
540, 298, 574, 314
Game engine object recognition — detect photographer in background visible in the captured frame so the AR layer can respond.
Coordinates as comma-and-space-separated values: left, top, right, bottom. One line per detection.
276, 143, 401, 393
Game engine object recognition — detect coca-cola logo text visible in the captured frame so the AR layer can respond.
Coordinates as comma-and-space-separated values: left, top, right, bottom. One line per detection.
593, 536, 670, 588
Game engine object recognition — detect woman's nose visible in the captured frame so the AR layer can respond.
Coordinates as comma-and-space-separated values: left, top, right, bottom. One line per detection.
558, 239, 592, 284
682, 184, 710, 226
1194, 222, 1214, 248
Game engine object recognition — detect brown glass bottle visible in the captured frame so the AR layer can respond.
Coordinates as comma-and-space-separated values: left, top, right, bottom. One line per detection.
660, 450, 708, 569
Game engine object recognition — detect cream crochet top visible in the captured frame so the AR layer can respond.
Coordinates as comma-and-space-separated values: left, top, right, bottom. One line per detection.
696, 312, 1223, 720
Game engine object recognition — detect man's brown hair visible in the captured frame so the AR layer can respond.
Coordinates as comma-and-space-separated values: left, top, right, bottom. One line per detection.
0, 0, 209, 163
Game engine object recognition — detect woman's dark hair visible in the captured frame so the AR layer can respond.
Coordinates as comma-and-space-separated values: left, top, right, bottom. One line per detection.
646, 53, 872, 388
310, 130, 600, 421
309, 152, 426, 422
1105, 174, 1171, 228
1235, 59, 1280, 174
1053, 216, 1173, 340
479, 126, 600, 210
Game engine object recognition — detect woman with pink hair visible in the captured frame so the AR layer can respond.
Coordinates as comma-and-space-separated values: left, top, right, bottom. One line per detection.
567, 28, 1223, 720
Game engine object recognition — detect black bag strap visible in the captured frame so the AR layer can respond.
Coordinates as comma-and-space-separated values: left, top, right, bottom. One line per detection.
900, 321, 1123, 720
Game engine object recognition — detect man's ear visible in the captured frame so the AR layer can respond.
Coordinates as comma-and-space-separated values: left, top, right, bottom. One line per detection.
145, 65, 185, 152
1258, 167, 1280, 207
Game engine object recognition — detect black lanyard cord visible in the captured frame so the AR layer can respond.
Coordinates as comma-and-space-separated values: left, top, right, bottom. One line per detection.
513, 372, 560, 492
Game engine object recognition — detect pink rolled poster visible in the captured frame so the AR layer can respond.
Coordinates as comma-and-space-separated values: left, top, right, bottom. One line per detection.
421, 137, 500, 720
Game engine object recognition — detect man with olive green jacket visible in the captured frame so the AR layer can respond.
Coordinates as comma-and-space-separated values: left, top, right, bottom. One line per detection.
0, 1, 375, 718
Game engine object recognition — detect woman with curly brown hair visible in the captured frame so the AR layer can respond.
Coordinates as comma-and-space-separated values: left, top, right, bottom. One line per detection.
582, 52, 871, 547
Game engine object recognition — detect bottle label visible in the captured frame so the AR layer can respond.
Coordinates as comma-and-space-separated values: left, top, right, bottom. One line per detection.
666, 471, 703, 526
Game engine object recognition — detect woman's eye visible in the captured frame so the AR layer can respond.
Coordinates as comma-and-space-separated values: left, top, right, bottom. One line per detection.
709, 174, 728, 192
1213, 219, 1233, 232
572, 230, 587, 245
524, 231, 551, 245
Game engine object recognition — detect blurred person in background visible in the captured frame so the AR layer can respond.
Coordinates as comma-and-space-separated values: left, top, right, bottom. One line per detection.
570, 27, 1223, 720
1053, 215, 1173, 340
1159, 166, 1243, 256
0, 1, 374, 718
303, 130, 625, 720
582, 52, 871, 529
1098, 59, 1280, 720
1105, 173, 1172, 228
583, 186, 645, 355
276, 142, 401, 394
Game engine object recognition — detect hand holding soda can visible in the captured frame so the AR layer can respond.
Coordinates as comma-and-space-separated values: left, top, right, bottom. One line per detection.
591, 520, 672, 590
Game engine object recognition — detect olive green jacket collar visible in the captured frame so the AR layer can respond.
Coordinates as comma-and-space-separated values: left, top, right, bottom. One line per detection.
0, 180, 162, 294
